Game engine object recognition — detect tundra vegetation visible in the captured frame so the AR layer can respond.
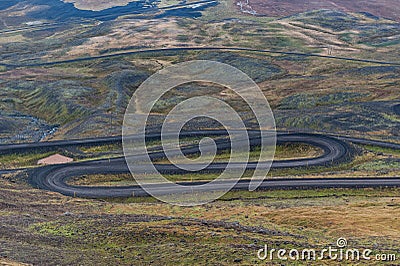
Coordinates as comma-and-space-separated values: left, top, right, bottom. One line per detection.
0, 0, 399, 264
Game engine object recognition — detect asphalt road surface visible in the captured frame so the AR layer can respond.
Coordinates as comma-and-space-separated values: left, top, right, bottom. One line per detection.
14, 131, 399, 198
2, 46, 400, 68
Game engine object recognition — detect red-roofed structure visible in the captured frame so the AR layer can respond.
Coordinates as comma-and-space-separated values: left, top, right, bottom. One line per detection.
37, 154, 73, 165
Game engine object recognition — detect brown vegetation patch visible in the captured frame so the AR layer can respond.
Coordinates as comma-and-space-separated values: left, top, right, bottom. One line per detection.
238, 0, 400, 22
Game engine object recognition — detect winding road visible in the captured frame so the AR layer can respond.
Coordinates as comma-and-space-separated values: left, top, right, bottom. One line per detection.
9, 131, 396, 198
0, 1, 397, 200
2, 46, 400, 68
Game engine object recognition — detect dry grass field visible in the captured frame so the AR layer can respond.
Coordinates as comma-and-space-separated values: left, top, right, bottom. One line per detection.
1, 173, 400, 265
237, 0, 400, 22
0, 0, 399, 264
63, 0, 136, 11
